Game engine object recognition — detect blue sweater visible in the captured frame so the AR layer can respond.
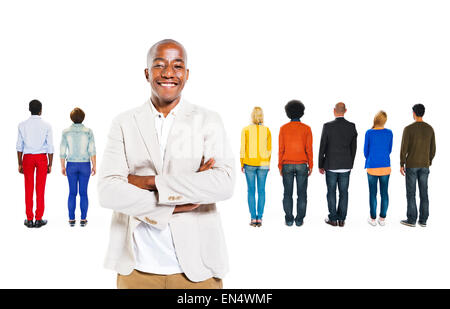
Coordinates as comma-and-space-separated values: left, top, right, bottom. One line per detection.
364, 128, 393, 168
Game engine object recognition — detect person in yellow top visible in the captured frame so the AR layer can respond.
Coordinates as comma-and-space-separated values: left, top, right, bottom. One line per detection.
240, 107, 271, 227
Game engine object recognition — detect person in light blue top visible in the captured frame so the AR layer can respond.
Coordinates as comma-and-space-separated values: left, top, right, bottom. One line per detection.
364, 111, 393, 226
60, 107, 96, 227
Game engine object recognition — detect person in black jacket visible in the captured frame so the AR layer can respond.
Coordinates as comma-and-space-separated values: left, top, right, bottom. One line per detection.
318, 102, 357, 227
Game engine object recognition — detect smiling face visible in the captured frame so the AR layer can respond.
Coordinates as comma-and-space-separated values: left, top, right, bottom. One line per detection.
145, 41, 189, 105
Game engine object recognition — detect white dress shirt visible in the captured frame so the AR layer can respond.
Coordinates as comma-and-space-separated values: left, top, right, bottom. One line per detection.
16, 115, 54, 154
132, 100, 183, 275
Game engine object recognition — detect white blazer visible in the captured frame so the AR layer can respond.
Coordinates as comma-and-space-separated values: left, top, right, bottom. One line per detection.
98, 99, 235, 282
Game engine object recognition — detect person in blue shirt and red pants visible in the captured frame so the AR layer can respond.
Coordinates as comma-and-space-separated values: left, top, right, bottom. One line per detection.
16, 100, 54, 228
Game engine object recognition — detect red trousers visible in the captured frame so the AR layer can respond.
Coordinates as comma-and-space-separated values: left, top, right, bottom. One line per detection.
23, 154, 48, 220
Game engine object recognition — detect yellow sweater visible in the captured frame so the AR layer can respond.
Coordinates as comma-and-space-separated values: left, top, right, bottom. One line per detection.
240, 124, 272, 167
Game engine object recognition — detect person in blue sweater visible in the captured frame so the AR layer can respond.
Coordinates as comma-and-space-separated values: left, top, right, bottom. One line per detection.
364, 111, 393, 226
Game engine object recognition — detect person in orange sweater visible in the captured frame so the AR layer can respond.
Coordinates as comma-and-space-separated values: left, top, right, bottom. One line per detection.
240, 107, 272, 227
279, 100, 313, 227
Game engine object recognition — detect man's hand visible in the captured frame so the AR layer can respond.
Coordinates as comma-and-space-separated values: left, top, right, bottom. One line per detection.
241, 166, 245, 173
18, 164, 23, 174
61, 167, 66, 176
127, 175, 156, 190
198, 157, 215, 172
173, 203, 200, 214
47, 165, 52, 174
91, 166, 96, 176
319, 168, 325, 175
400, 166, 406, 176
308, 167, 313, 176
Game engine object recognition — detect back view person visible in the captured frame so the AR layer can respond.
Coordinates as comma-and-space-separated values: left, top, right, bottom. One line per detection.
278, 100, 313, 227
318, 102, 357, 227
16, 99, 53, 228
400, 104, 436, 227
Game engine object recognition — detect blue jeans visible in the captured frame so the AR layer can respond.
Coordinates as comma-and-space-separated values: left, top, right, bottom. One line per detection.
282, 164, 309, 224
325, 171, 350, 221
244, 165, 269, 220
66, 162, 91, 220
405, 167, 430, 224
367, 174, 390, 219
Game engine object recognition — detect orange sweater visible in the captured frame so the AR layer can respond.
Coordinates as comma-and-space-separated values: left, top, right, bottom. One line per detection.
278, 121, 313, 171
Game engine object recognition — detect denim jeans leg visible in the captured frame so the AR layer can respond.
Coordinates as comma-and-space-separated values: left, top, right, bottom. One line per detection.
379, 174, 390, 219
282, 165, 295, 223
244, 165, 257, 220
256, 168, 269, 220
418, 168, 430, 224
336, 172, 350, 221
367, 174, 378, 219
325, 171, 338, 221
405, 168, 418, 224
295, 164, 308, 224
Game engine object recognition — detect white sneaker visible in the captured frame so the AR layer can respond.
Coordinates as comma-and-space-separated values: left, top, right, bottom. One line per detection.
377, 218, 386, 226
368, 218, 377, 226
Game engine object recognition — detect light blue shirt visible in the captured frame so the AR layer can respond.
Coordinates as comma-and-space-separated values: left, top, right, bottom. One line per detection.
60, 123, 96, 162
16, 116, 54, 154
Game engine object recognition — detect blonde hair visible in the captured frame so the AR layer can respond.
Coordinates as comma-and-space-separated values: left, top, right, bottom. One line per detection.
251, 107, 264, 125
373, 110, 387, 128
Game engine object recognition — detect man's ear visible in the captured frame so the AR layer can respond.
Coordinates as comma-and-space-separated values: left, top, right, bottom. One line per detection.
144, 68, 150, 81
186, 68, 190, 81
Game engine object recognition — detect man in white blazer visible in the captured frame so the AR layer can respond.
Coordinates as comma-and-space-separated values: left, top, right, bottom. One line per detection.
98, 39, 235, 289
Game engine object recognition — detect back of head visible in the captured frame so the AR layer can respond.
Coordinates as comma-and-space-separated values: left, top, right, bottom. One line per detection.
372, 110, 387, 128
412, 104, 425, 117
334, 102, 346, 115
29, 99, 42, 115
70, 107, 85, 124
285, 100, 305, 120
251, 107, 264, 125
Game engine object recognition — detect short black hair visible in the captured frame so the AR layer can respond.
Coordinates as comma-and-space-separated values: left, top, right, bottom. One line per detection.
285, 100, 305, 119
412, 104, 425, 117
29, 99, 42, 115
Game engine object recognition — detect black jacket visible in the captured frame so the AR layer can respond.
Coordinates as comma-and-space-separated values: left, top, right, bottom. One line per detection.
318, 117, 358, 170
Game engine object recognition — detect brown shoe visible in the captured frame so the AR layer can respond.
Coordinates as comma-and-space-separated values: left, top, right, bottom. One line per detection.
325, 218, 337, 226
338, 220, 345, 227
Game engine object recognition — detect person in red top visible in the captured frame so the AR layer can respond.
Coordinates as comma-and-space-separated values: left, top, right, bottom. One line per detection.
278, 100, 313, 227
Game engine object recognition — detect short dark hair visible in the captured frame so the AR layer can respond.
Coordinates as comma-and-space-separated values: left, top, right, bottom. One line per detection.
412, 104, 425, 117
29, 100, 42, 115
285, 100, 305, 119
70, 107, 85, 124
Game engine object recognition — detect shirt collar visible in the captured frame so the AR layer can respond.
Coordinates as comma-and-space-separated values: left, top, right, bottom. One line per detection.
291, 118, 301, 122
149, 98, 183, 118
71, 123, 84, 127
30, 115, 41, 119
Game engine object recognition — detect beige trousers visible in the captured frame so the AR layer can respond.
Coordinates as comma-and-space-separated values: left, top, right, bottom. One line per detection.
117, 270, 223, 289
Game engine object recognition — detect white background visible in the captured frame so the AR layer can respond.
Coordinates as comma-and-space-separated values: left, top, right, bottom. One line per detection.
0, 0, 449, 288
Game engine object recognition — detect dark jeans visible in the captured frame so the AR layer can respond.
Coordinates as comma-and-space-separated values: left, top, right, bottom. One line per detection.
367, 174, 390, 219
325, 171, 350, 221
405, 167, 430, 224
282, 164, 309, 224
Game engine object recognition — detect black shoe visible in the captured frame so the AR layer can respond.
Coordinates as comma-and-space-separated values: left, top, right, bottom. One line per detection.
418, 221, 427, 227
80, 220, 88, 227
69, 220, 76, 227
34, 219, 48, 228
338, 220, 345, 227
295, 220, 304, 227
325, 218, 338, 227
400, 220, 416, 227
24, 220, 34, 228
286, 220, 294, 226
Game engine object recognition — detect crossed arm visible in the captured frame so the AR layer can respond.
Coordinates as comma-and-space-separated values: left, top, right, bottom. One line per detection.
98, 115, 235, 229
